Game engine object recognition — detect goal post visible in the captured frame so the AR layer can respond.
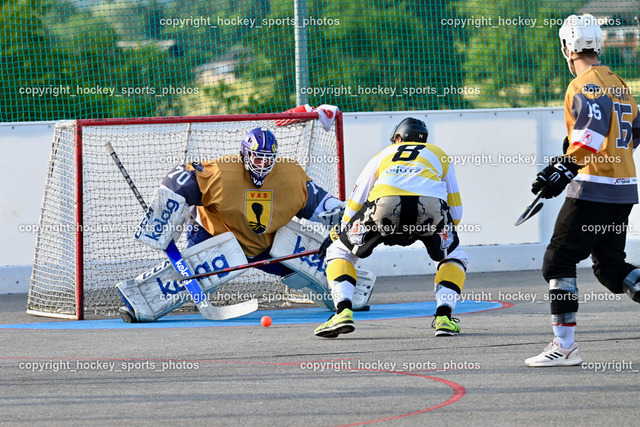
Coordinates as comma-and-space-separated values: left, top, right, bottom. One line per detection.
27, 112, 345, 320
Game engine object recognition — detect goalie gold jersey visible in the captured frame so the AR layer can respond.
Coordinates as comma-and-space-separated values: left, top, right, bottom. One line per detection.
343, 141, 463, 225
564, 64, 640, 203
163, 155, 311, 257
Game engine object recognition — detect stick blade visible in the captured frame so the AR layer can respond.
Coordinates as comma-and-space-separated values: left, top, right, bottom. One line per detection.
515, 201, 544, 226
197, 299, 259, 320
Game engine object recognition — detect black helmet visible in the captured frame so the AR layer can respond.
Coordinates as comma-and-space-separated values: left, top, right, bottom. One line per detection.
390, 117, 428, 143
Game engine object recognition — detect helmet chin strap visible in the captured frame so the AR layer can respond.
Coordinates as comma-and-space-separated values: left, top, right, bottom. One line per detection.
561, 46, 577, 77
567, 58, 577, 77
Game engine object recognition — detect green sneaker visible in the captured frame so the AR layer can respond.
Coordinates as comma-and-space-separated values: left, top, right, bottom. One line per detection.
433, 315, 460, 336
314, 309, 355, 338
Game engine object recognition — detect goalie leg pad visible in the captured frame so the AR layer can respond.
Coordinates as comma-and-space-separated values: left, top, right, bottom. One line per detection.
281, 272, 333, 310
280, 267, 374, 311
271, 220, 376, 310
116, 232, 247, 322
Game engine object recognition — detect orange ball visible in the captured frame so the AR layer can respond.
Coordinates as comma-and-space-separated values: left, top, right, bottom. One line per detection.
261, 316, 272, 327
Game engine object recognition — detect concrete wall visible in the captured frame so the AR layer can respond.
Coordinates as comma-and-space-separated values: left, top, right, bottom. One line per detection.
345, 109, 640, 276
3, 109, 640, 293
0, 122, 57, 294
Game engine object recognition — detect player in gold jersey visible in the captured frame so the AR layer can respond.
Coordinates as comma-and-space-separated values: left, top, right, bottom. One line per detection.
526, 14, 640, 367
118, 127, 345, 322
314, 118, 468, 338
162, 127, 343, 273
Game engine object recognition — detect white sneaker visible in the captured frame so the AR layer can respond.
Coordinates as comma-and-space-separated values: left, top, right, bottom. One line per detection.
525, 339, 583, 367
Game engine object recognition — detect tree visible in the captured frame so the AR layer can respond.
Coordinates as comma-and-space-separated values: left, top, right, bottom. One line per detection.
0, 0, 70, 120
238, 0, 467, 113
455, 0, 573, 107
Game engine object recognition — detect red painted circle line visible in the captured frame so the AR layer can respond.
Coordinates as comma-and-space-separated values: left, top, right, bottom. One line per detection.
336, 369, 466, 426
3, 355, 466, 424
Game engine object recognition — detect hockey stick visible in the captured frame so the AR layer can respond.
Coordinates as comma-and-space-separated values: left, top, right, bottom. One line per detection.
180, 249, 319, 281
105, 142, 258, 320
514, 188, 547, 226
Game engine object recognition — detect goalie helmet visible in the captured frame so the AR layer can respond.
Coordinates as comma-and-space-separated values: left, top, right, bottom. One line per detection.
241, 127, 278, 188
390, 117, 428, 143
559, 14, 603, 75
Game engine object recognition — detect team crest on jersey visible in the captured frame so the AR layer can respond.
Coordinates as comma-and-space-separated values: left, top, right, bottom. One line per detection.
245, 190, 273, 234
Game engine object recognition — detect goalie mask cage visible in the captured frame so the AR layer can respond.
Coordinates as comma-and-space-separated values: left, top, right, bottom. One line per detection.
27, 112, 345, 319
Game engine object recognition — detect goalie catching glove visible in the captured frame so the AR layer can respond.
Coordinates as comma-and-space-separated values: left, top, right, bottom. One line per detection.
134, 186, 190, 251
315, 199, 346, 229
531, 155, 581, 199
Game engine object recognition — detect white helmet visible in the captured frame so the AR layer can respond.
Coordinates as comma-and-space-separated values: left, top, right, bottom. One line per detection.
559, 14, 603, 74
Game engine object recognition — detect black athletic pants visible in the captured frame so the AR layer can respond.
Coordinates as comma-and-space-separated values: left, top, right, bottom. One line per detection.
542, 198, 636, 294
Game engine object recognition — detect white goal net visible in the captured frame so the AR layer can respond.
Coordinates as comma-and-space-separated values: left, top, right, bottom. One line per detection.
27, 113, 344, 319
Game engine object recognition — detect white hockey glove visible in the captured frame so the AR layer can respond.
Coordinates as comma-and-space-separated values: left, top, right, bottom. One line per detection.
134, 186, 190, 251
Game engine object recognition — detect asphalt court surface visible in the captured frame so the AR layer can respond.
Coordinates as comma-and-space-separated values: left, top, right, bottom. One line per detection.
1, 268, 639, 426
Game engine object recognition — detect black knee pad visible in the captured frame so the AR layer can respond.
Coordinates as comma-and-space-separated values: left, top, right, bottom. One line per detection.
549, 290, 579, 314
549, 278, 579, 315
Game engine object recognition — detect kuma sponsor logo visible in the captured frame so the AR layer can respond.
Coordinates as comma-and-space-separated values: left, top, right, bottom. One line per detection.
156, 253, 231, 295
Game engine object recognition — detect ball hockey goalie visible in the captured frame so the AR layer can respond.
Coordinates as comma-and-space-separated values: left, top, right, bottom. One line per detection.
115, 126, 376, 322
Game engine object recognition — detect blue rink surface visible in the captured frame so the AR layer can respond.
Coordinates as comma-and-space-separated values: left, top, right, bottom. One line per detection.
1, 300, 503, 330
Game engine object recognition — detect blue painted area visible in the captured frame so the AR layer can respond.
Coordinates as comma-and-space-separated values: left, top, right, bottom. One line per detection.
1, 300, 502, 330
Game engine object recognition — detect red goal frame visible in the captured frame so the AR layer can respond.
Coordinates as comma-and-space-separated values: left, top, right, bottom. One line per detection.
69, 112, 344, 319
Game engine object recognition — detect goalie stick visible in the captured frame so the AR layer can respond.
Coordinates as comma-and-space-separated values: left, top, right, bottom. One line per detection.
515, 188, 547, 226
180, 249, 319, 281
105, 142, 258, 320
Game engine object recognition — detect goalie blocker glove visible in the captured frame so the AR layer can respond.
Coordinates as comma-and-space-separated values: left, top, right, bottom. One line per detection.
134, 186, 190, 251
531, 155, 581, 199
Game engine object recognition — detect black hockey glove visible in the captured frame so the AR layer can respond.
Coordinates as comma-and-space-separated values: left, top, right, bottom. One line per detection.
531, 156, 580, 199
317, 223, 340, 260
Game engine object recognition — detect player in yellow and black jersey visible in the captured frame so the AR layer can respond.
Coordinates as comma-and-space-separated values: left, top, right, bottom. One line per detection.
314, 118, 468, 338
526, 14, 640, 367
